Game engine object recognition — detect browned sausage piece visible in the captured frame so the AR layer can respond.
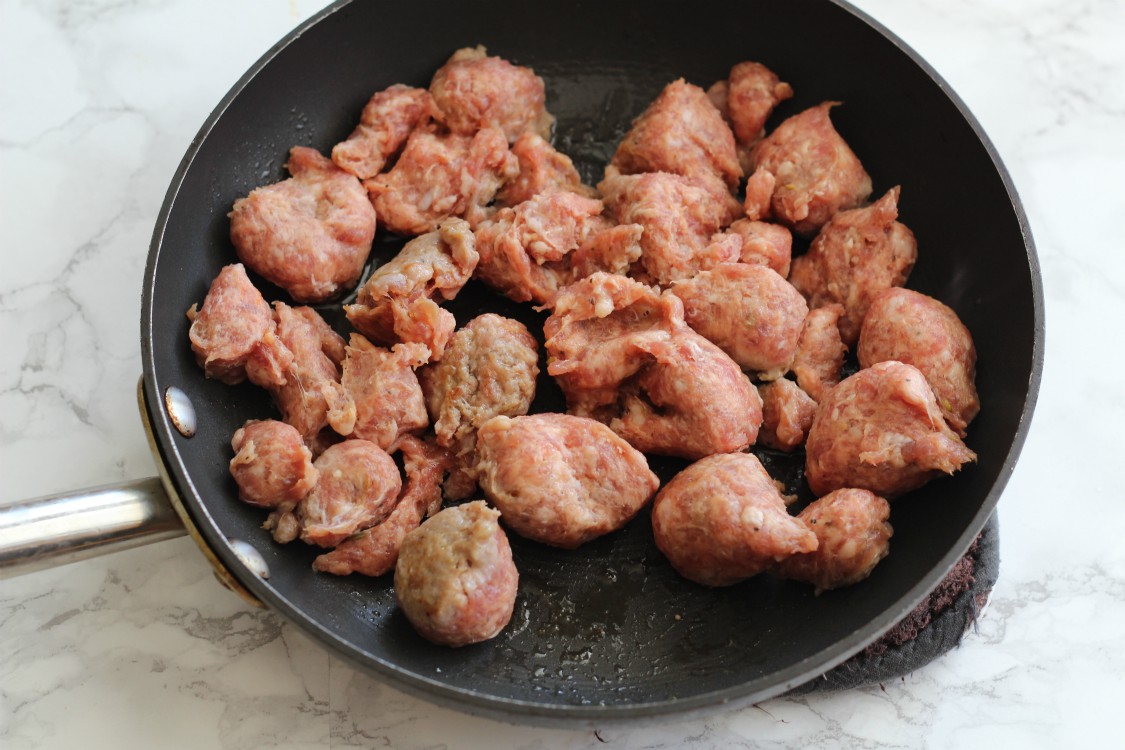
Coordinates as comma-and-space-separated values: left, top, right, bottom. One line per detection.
857, 288, 979, 436
652, 452, 818, 587
364, 127, 518, 235
775, 489, 892, 592
187, 263, 276, 385
598, 171, 742, 286
229, 146, 376, 303
725, 61, 794, 145
229, 419, 318, 508
788, 187, 918, 345
475, 414, 660, 548
248, 302, 349, 447
727, 219, 792, 278
297, 439, 401, 548
751, 102, 872, 236
394, 500, 519, 647
473, 191, 603, 305
791, 304, 847, 404
669, 263, 808, 380
757, 378, 818, 452
608, 79, 742, 193
420, 314, 539, 457
313, 436, 453, 577
331, 85, 436, 180
429, 46, 554, 143
335, 335, 429, 451
805, 361, 976, 498
496, 133, 596, 207
345, 218, 478, 361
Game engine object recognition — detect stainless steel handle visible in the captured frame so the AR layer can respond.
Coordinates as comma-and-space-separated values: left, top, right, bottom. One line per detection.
0, 477, 186, 579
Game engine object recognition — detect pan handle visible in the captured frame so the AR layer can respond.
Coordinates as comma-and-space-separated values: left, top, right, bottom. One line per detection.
0, 477, 185, 579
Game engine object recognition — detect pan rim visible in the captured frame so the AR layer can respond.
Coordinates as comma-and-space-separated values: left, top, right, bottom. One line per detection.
140, 0, 1045, 725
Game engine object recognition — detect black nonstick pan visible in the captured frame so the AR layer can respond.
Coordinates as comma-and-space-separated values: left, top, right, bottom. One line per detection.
7, 0, 1044, 727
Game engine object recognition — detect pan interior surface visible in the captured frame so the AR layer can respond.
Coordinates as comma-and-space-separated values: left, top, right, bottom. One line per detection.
142, 0, 1041, 722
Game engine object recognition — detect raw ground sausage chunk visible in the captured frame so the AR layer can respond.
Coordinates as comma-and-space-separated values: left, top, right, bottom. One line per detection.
297, 439, 402, 548
751, 102, 872, 236
364, 127, 518, 235
791, 304, 848, 404
805, 361, 976, 498
229, 419, 318, 508
652, 452, 818, 587
345, 218, 478, 361
475, 414, 660, 548
857, 287, 979, 436
598, 172, 742, 286
473, 190, 604, 305
669, 263, 808, 380
775, 488, 893, 592
757, 378, 818, 452
724, 62, 794, 145
420, 314, 539, 457
229, 146, 376, 303
394, 500, 519, 647
496, 133, 595, 207
335, 335, 430, 451
331, 85, 436, 180
607, 79, 742, 192
727, 219, 792, 278
789, 187, 918, 345
187, 263, 276, 385
429, 46, 554, 143
313, 436, 453, 577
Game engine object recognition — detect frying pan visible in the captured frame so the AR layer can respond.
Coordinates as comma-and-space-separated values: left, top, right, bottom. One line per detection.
0, 0, 1042, 727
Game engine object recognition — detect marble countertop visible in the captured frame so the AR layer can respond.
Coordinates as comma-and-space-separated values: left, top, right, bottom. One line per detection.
2, 0, 1122, 746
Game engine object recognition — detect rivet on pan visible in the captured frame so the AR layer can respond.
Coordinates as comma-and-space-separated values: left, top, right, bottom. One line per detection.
229, 539, 270, 579
164, 386, 197, 438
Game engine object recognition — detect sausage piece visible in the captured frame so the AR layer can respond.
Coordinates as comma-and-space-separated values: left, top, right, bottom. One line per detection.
598, 171, 742, 286
313, 436, 453, 577
345, 218, 478, 361
429, 46, 554, 143
420, 314, 539, 457
475, 414, 660, 548
725, 61, 794, 145
331, 85, 436, 180
364, 127, 518, 235
496, 133, 595, 207
751, 102, 872, 236
335, 335, 430, 451
788, 187, 918, 345
229, 147, 376, 303
775, 489, 893, 592
229, 419, 318, 508
857, 287, 979, 436
652, 453, 818, 587
187, 263, 276, 385
805, 361, 976, 498
791, 304, 848, 404
473, 190, 604, 305
297, 440, 402, 548
757, 378, 818, 452
669, 263, 808, 380
607, 79, 742, 192
394, 500, 519, 647
727, 219, 792, 278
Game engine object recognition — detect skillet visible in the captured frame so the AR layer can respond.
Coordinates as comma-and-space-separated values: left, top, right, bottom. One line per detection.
11, 0, 1044, 726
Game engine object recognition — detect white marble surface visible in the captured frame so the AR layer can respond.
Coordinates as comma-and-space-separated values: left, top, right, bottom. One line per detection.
1, 0, 1122, 746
